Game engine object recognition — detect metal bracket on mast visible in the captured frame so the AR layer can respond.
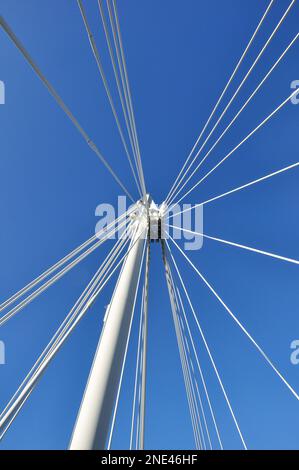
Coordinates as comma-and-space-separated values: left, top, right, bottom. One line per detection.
147, 197, 165, 242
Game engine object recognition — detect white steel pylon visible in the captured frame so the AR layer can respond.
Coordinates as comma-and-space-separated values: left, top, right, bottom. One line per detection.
69, 201, 148, 450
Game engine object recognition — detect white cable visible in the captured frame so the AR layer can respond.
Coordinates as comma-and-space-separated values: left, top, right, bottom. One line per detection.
162, 242, 202, 449
0, 209, 132, 314
176, 304, 205, 449
105, 0, 143, 193
111, 0, 147, 196
135, 357, 142, 449
97, 0, 140, 179
177, 317, 202, 450
0, 232, 131, 423
168, 161, 299, 219
0, 232, 96, 313
174, 87, 299, 207
170, 235, 299, 403
77, 0, 142, 198
0, 384, 35, 441
0, 227, 132, 423
180, 327, 207, 449
107, 0, 147, 197
129, 286, 144, 450
167, 0, 296, 204
165, 0, 275, 203
169, 30, 299, 205
168, 261, 206, 449
172, 293, 202, 449
168, 225, 299, 266
138, 242, 150, 449
165, 238, 247, 449
0, 216, 130, 328
104, 0, 142, 185
176, 289, 217, 450
0, 15, 134, 202
0, 227, 146, 437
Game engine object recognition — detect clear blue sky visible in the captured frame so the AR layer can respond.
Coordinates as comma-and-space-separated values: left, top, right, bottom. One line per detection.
0, 0, 299, 450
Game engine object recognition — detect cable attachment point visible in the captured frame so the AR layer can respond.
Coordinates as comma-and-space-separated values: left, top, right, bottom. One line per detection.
147, 196, 165, 242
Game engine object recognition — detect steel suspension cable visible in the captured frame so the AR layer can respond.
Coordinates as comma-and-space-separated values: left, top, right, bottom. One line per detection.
173, 87, 299, 207
167, 0, 296, 204
97, 0, 140, 179
162, 241, 203, 449
165, 0, 275, 203
167, 259, 206, 449
166, 161, 299, 219
176, 289, 214, 450
104, 2, 144, 194
0, 216, 130, 328
169, 30, 299, 205
129, 286, 144, 450
135, 362, 142, 449
176, 309, 207, 450
0, 15, 134, 202
111, 0, 146, 196
77, 0, 142, 198
169, 235, 299, 403
134, 284, 148, 450
176, 311, 203, 450
138, 241, 150, 449
0, 241, 127, 435
0, 231, 131, 429
167, 225, 299, 266
0, 226, 146, 437
0, 209, 133, 314
165, 238, 247, 449
107, 0, 147, 197
173, 290, 202, 449
177, 286, 223, 449
102, 0, 142, 187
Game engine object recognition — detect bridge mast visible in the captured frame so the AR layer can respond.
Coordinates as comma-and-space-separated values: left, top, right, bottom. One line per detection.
69, 204, 147, 450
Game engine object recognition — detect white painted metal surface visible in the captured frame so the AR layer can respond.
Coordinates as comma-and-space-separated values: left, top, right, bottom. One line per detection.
69, 212, 147, 450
